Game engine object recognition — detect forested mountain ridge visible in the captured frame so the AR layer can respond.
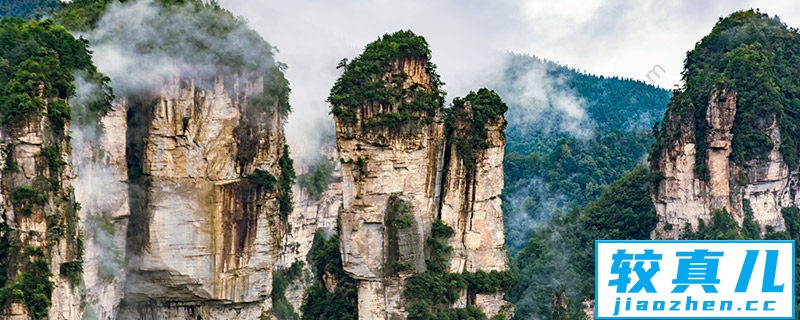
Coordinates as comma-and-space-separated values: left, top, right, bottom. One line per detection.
650, 8, 800, 311
499, 53, 671, 252
500, 53, 670, 155
0, 0, 60, 20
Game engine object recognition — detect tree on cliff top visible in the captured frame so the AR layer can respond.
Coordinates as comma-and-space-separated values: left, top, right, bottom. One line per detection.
446, 88, 508, 171
650, 9, 800, 177
0, 17, 112, 129
329, 30, 444, 127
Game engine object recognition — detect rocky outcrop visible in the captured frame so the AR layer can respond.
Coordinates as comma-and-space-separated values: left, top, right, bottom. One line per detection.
333, 55, 511, 319
652, 87, 788, 238
280, 148, 341, 269
440, 99, 511, 316
441, 100, 508, 273
0, 97, 82, 319
99, 75, 291, 319
335, 57, 445, 318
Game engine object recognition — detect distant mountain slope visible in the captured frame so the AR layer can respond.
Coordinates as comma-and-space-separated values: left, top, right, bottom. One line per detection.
499, 53, 671, 155
0, 0, 59, 19
498, 54, 671, 252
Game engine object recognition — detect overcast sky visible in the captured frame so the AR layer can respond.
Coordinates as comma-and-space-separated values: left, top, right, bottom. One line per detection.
216, 0, 800, 162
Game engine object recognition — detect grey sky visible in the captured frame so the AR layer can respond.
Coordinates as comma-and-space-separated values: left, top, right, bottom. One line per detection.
216, 0, 800, 162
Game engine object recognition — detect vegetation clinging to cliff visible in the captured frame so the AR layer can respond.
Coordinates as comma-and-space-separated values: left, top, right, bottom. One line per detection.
244, 144, 295, 221
650, 10, 800, 176
329, 30, 444, 128
301, 232, 358, 320
297, 157, 334, 201
0, 18, 112, 129
446, 88, 508, 171
278, 144, 296, 220
0, 242, 54, 320
270, 261, 304, 320
404, 219, 517, 319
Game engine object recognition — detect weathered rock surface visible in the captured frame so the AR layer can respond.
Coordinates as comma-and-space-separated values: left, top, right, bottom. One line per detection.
441, 102, 508, 273
440, 100, 511, 315
277, 147, 342, 317
333, 58, 511, 319
0, 100, 82, 319
652, 87, 788, 238
72, 99, 130, 319
105, 76, 289, 319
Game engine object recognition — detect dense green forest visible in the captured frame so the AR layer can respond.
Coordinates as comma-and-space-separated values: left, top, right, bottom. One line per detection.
0, 0, 59, 20
508, 166, 658, 319
498, 54, 671, 252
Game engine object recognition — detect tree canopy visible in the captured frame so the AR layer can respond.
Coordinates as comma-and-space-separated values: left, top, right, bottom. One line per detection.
329, 30, 444, 128
0, 18, 111, 129
0, 0, 60, 20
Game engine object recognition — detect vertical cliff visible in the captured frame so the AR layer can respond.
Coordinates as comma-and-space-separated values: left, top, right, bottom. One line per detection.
440, 91, 511, 317
113, 73, 292, 319
0, 102, 82, 320
72, 98, 129, 320
33, 0, 303, 318
330, 30, 513, 319
277, 149, 341, 317
650, 10, 800, 238
0, 19, 115, 320
334, 55, 445, 319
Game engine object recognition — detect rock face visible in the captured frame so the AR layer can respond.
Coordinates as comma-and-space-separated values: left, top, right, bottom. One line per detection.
440, 99, 510, 317
440, 100, 508, 274
0, 99, 82, 319
651, 87, 788, 238
72, 99, 130, 319
67, 75, 292, 319
280, 147, 341, 269
335, 58, 445, 319
333, 57, 511, 319
279, 147, 342, 316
